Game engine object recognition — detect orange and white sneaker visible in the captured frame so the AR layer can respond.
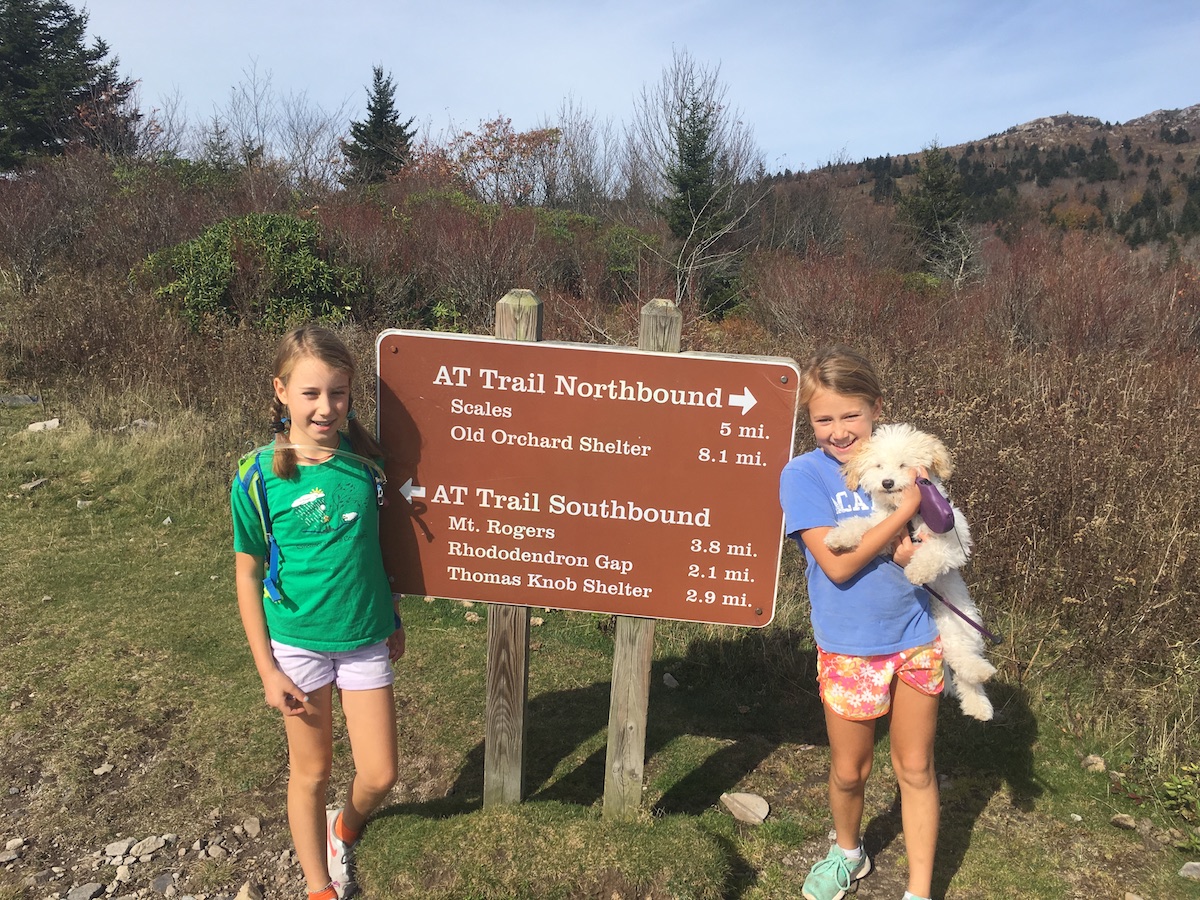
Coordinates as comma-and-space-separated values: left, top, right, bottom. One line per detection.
326, 808, 356, 897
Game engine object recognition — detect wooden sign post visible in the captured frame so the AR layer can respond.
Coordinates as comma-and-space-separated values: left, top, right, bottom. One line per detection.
602, 298, 681, 819
484, 289, 542, 806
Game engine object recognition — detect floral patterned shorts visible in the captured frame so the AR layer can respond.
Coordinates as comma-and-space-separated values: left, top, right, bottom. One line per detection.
817, 639, 944, 721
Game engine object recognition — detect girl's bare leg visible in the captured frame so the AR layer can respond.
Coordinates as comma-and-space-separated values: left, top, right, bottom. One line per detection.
822, 704, 877, 851
889, 680, 940, 898
338, 685, 399, 834
282, 683, 335, 891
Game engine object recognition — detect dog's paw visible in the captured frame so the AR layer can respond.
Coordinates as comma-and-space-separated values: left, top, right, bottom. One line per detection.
905, 557, 947, 585
961, 657, 997, 684
957, 687, 994, 721
824, 528, 859, 552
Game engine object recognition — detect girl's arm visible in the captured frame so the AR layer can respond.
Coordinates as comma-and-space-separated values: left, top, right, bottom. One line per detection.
387, 595, 406, 661
800, 479, 922, 584
234, 551, 310, 716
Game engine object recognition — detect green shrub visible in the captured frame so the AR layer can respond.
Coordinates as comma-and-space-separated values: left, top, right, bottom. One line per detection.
135, 212, 363, 329
1163, 763, 1200, 849
603, 224, 652, 300
900, 270, 943, 294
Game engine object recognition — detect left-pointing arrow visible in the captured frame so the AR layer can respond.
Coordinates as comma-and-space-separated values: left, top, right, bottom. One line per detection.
399, 478, 426, 503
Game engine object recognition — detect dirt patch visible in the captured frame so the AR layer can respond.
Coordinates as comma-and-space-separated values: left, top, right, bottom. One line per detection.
0, 730, 1194, 898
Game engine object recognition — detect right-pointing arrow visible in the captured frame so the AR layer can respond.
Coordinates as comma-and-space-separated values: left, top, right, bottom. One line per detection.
729, 388, 757, 416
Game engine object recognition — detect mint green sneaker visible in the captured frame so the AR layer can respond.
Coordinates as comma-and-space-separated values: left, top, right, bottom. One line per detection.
802, 844, 872, 900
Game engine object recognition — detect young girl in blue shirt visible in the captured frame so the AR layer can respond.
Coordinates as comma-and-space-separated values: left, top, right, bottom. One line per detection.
779, 346, 941, 900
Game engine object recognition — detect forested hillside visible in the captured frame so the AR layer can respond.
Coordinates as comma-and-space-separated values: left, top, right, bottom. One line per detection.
842, 106, 1200, 249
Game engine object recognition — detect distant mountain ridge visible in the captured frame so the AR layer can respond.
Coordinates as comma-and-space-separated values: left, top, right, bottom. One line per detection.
834, 102, 1200, 249
991, 103, 1200, 148
1123, 103, 1200, 129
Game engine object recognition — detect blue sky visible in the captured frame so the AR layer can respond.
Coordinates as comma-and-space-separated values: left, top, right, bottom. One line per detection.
84, 0, 1200, 172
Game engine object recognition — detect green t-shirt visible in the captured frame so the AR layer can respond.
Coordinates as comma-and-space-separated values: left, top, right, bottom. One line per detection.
231, 444, 392, 652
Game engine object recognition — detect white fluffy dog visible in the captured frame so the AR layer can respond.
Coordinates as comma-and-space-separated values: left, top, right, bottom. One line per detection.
824, 423, 997, 721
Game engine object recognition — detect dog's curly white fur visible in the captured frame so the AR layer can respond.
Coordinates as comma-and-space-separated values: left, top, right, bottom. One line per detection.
824, 423, 996, 721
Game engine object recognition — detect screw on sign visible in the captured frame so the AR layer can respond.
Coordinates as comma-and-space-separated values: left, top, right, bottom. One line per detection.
376, 330, 800, 627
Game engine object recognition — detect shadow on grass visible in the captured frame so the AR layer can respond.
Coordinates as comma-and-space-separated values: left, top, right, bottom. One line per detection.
436, 626, 831, 816
855, 679, 1043, 898
374, 626, 827, 896
379, 626, 1041, 900
926, 680, 1043, 899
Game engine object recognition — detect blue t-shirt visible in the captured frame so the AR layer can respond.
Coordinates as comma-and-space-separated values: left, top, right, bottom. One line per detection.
779, 448, 937, 655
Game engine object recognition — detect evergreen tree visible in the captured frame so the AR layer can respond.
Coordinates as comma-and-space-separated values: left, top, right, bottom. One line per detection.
339, 66, 415, 186
200, 116, 238, 172
871, 173, 896, 203
626, 48, 762, 313
1178, 199, 1200, 235
897, 143, 976, 287
898, 144, 968, 238
661, 85, 728, 243
0, 0, 134, 168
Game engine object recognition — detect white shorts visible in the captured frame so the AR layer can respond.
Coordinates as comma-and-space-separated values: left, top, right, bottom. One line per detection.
270, 639, 394, 694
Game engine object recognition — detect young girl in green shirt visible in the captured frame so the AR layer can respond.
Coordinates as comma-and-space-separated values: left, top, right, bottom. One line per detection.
232, 325, 403, 899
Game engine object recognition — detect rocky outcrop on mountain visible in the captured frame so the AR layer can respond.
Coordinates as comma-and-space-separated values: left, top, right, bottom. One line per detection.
1125, 103, 1200, 129
1005, 113, 1106, 136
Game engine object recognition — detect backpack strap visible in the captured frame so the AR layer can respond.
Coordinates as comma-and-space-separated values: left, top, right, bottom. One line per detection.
270, 440, 387, 507
235, 448, 283, 604
368, 462, 385, 507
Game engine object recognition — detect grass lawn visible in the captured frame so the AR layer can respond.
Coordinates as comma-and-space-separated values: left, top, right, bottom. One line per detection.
1, 407, 1197, 898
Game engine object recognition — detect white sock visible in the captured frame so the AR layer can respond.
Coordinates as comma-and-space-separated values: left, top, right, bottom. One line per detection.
903, 892, 931, 900
839, 843, 862, 860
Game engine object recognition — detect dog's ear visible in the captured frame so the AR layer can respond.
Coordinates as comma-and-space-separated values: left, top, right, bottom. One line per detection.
841, 447, 866, 491
928, 436, 954, 480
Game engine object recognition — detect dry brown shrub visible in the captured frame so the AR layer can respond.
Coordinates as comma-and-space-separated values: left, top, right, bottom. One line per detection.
741, 248, 933, 348
377, 194, 569, 332
974, 226, 1200, 353
0, 151, 115, 292
878, 343, 1200, 765
314, 198, 423, 325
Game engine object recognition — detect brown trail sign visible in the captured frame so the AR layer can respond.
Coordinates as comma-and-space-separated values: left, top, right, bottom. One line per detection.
376, 293, 800, 817
376, 327, 800, 628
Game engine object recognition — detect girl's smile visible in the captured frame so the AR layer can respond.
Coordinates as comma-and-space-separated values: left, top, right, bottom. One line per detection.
273, 355, 352, 452
807, 386, 881, 464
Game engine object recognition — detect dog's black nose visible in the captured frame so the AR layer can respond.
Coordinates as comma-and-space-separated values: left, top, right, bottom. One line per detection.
882, 479, 894, 490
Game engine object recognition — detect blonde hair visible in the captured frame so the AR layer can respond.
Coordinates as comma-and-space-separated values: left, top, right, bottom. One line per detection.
797, 345, 883, 413
270, 324, 384, 478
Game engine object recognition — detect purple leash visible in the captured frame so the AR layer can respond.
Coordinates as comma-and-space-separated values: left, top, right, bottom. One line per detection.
888, 556, 998, 643
921, 580, 1004, 645
900, 499, 1004, 645
889, 555, 1003, 645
